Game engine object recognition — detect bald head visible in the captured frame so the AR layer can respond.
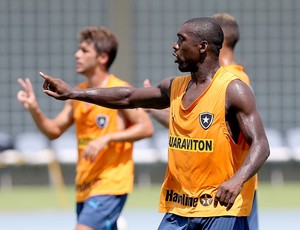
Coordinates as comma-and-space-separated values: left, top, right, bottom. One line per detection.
183, 17, 224, 55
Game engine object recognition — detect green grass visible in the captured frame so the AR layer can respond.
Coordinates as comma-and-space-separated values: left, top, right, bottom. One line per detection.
126, 185, 161, 209
0, 183, 300, 211
257, 182, 300, 209
0, 185, 161, 211
0, 186, 75, 211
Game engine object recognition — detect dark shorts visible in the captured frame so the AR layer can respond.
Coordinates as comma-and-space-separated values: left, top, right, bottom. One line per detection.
76, 194, 127, 230
158, 213, 249, 230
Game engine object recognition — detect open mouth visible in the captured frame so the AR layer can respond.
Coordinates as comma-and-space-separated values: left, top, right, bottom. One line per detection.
173, 52, 179, 63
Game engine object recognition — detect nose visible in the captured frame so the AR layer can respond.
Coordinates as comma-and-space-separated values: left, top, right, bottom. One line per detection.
74, 50, 80, 59
173, 41, 179, 50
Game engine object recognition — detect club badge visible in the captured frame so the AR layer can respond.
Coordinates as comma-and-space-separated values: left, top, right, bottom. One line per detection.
199, 112, 214, 130
96, 115, 109, 129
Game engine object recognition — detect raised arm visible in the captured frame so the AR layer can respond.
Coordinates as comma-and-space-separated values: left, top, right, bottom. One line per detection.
40, 72, 172, 110
214, 80, 270, 210
17, 78, 73, 140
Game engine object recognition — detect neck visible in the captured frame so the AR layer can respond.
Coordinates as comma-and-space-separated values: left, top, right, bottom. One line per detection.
191, 61, 220, 85
219, 46, 236, 66
84, 69, 110, 88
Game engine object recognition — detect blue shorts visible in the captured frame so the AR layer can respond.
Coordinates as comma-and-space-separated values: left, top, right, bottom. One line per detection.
158, 213, 249, 230
76, 194, 127, 230
247, 190, 259, 230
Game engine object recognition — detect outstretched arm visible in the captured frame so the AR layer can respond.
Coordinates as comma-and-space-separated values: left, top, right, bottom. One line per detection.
214, 80, 270, 211
40, 72, 171, 110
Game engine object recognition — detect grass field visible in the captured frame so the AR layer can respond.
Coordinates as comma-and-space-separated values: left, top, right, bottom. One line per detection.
1, 182, 300, 211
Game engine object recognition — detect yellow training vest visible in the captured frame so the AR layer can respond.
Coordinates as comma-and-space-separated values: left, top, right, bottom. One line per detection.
72, 74, 134, 202
158, 67, 255, 217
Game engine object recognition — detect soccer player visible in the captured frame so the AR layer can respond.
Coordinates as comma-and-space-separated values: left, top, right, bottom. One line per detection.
144, 13, 259, 229
17, 26, 153, 230
39, 17, 270, 230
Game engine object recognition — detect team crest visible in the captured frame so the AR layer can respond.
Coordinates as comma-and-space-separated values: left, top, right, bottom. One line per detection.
96, 115, 109, 129
199, 112, 214, 130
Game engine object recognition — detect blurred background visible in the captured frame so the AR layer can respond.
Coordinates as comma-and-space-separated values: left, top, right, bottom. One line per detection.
0, 0, 300, 229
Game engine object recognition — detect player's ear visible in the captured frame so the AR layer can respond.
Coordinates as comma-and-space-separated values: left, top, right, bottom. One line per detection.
97, 52, 109, 66
199, 40, 208, 54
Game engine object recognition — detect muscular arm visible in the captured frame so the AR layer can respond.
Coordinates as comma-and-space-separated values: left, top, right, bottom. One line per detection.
227, 80, 269, 183
40, 72, 172, 110
214, 80, 270, 210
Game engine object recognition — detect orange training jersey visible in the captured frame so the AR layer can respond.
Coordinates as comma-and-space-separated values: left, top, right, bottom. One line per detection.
158, 67, 255, 217
72, 74, 134, 202
223, 64, 250, 86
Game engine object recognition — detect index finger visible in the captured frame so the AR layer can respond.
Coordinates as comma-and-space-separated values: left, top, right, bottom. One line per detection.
40, 72, 54, 90
25, 78, 34, 92
39, 72, 52, 81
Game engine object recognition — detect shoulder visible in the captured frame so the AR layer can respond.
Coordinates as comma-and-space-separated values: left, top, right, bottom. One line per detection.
226, 79, 255, 110
227, 78, 249, 92
158, 75, 190, 97
157, 76, 175, 97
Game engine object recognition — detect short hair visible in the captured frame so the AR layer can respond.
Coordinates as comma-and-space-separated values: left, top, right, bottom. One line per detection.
78, 26, 118, 69
183, 17, 224, 55
212, 13, 239, 49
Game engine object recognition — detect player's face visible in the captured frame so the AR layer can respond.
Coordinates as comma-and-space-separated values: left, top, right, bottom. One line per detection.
173, 23, 200, 72
74, 41, 98, 75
